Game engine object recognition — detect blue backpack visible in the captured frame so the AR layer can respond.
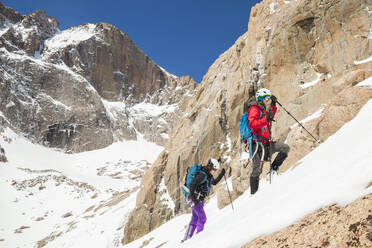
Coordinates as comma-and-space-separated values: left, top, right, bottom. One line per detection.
239, 105, 264, 158
182, 165, 209, 202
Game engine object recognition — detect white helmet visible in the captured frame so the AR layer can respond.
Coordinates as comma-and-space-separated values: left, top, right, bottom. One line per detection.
207, 158, 220, 170
256, 88, 272, 102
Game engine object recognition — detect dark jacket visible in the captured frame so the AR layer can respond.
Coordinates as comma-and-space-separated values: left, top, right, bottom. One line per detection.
189, 166, 225, 204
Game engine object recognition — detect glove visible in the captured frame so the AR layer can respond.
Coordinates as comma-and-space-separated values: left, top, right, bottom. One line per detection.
271, 95, 277, 107
266, 110, 274, 122
220, 168, 226, 177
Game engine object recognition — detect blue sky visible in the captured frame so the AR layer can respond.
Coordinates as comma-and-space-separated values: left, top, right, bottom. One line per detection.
3, 0, 261, 82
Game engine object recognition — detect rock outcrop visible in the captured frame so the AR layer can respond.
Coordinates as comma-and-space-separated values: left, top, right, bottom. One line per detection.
42, 22, 172, 103
242, 193, 372, 248
0, 145, 6, 163
0, 2, 197, 152
0, 2, 22, 24
123, 0, 372, 243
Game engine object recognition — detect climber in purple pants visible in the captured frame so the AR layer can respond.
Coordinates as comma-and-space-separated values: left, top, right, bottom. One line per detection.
182, 159, 225, 241
188, 201, 207, 237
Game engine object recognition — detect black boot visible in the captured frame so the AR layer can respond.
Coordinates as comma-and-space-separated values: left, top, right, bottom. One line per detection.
250, 176, 259, 195
271, 152, 288, 171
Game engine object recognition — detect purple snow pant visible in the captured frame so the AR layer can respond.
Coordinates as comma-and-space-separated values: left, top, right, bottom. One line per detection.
189, 201, 207, 238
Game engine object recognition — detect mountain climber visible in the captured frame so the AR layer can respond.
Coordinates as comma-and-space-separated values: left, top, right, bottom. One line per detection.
183, 159, 225, 241
247, 88, 290, 195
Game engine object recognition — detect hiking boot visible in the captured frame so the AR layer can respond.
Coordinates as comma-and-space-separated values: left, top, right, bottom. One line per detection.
250, 176, 259, 195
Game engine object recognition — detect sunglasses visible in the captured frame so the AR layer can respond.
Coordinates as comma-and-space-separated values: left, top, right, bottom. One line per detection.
263, 96, 271, 101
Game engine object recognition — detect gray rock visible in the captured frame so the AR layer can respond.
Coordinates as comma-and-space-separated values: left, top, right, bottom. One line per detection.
0, 145, 7, 163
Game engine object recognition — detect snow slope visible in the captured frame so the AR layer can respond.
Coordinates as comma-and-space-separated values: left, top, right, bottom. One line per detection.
0, 128, 163, 248
124, 82, 372, 248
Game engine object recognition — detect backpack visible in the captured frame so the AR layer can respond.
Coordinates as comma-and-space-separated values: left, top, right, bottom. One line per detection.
239, 104, 265, 159
182, 165, 209, 202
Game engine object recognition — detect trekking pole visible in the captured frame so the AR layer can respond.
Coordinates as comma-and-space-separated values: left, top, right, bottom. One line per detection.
224, 174, 234, 211
268, 118, 273, 184
268, 142, 272, 184
181, 221, 192, 243
276, 100, 320, 143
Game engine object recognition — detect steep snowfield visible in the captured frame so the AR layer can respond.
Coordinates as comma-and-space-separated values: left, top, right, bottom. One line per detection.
124, 79, 372, 248
0, 128, 163, 248
130, 102, 178, 117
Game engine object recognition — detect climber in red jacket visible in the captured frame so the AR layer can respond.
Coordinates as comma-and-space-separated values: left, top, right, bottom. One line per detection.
247, 88, 290, 195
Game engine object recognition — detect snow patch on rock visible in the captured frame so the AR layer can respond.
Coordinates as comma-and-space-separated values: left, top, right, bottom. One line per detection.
354, 56, 372, 65
270, 3, 277, 14
356, 76, 372, 89
290, 105, 325, 129
43, 24, 97, 53
158, 177, 175, 213
299, 73, 322, 89
130, 102, 177, 117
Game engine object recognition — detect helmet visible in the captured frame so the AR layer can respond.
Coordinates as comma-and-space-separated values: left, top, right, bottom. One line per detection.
207, 158, 220, 170
256, 88, 272, 103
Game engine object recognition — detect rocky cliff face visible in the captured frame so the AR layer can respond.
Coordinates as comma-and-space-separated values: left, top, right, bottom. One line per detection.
123, 0, 372, 243
0, 2, 197, 152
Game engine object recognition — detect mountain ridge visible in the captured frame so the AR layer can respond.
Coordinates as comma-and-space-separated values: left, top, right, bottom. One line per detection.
0, 1, 197, 152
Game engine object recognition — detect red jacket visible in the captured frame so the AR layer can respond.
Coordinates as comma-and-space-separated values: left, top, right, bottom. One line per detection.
248, 104, 277, 142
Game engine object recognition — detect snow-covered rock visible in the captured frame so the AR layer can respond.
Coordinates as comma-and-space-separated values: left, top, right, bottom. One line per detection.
0, 3, 197, 152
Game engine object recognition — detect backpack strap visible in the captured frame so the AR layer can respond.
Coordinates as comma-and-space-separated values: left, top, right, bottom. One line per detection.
199, 171, 208, 185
